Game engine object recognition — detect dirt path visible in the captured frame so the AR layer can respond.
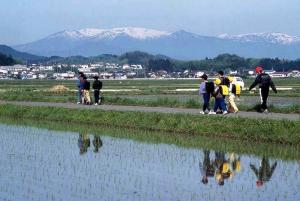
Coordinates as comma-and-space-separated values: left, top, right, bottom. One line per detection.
1, 101, 299, 121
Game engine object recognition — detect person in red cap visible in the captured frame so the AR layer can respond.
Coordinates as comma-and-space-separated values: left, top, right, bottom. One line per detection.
249, 66, 277, 113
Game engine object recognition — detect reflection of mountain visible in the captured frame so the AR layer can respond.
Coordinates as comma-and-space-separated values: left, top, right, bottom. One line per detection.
14, 27, 300, 59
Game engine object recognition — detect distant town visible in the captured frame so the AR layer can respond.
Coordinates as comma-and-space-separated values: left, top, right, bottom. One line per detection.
0, 62, 300, 80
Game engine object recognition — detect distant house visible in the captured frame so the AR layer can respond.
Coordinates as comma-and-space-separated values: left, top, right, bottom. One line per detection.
270, 72, 288, 78
288, 70, 300, 77
195, 71, 204, 78
229, 70, 238, 75
264, 70, 276, 75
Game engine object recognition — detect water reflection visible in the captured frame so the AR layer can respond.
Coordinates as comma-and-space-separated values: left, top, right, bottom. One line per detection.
199, 150, 215, 184
93, 135, 103, 153
78, 133, 102, 154
0, 124, 298, 201
200, 151, 242, 186
250, 157, 277, 187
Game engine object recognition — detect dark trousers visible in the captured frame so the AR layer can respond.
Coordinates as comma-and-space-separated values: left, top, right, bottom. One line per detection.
214, 97, 227, 112
202, 93, 211, 111
260, 87, 269, 110
94, 90, 100, 103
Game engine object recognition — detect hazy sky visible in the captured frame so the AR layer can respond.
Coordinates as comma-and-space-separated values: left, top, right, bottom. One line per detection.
1, 0, 299, 45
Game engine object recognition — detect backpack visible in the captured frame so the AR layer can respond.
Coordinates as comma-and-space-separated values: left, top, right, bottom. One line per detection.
205, 82, 215, 94
232, 84, 241, 95
219, 85, 229, 96
85, 81, 90, 90
221, 77, 230, 87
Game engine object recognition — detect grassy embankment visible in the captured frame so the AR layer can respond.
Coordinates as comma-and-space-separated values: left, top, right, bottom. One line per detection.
0, 78, 299, 113
0, 109, 299, 161
0, 104, 299, 146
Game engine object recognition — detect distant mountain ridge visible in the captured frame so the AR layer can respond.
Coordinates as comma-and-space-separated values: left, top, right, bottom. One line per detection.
218, 32, 300, 45
14, 27, 300, 60
0, 45, 45, 62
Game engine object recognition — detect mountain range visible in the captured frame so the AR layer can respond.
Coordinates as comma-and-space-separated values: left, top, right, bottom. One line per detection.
13, 27, 300, 60
0, 45, 45, 62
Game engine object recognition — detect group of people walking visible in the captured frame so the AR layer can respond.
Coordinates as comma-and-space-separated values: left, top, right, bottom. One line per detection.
199, 66, 277, 115
76, 72, 103, 105
199, 71, 241, 115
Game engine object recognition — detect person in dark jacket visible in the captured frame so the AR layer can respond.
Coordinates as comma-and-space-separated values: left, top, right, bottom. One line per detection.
250, 157, 277, 187
249, 66, 277, 113
92, 76, 102, 105
76, 72, 84, 104
81, 76, 91, 105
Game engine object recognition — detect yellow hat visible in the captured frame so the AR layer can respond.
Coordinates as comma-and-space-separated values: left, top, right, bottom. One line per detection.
214, 78, 221, 85
228, 76, 234, 82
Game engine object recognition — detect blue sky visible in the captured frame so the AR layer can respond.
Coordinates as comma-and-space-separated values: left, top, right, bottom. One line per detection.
0, 0, 299, 45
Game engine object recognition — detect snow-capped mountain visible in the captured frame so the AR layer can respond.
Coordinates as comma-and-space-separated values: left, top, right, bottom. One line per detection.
14, 27, 300, 59
218, 32, 300, 45
48, 27, 170, 40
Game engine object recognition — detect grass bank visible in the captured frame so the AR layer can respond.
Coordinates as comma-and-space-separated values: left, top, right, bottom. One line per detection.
0, 117, 299, 161
0, 90, 299, 114
0, 104, 299, 145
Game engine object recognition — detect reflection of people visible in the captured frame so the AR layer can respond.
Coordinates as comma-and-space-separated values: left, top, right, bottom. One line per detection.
78, 133, 90, 155
199, 150, 215, 184
214, 152, 231, 185
93, 135, 103, 153
229, 153, 241, 173
249, 66, 277, 113
250, 157, 277, 187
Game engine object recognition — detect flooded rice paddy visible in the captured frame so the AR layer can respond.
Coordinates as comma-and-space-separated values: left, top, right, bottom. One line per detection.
0, 123, 299, 201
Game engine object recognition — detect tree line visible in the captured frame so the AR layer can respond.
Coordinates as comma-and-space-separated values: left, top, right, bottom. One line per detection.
2, 50, 300, 72
0, 53, 17, 66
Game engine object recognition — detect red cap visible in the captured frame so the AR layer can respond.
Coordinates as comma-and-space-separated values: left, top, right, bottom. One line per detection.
256, 180, 264, 187
255, 66, 263, 73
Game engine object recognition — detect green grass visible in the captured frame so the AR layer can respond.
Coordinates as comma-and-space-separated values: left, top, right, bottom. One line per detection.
0, 116, 299, 161
0, 78, 299, 113
0, 104, 299, 145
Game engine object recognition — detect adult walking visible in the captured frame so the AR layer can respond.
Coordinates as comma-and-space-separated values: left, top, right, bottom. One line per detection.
92, 76, 102, 105
249, 66, 277, 113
